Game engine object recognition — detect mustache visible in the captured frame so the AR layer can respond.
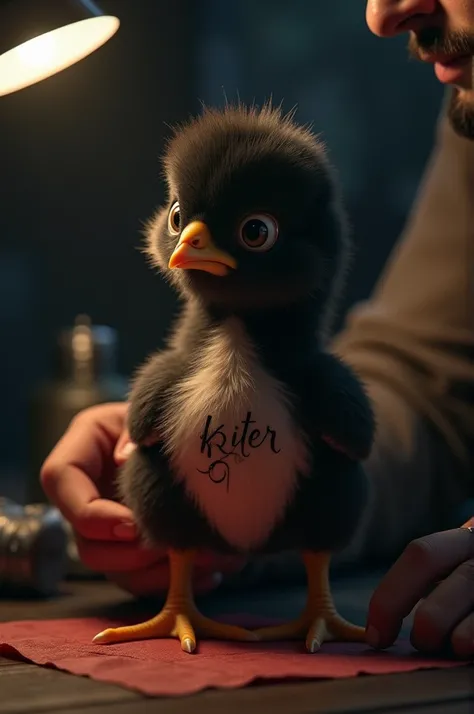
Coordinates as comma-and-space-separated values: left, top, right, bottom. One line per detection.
408, 28, 474, 60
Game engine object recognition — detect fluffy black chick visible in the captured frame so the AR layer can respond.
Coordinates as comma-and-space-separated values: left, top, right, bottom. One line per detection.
93, 103, 375, 654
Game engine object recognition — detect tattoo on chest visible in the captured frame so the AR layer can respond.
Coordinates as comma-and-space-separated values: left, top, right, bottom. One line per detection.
197, 412, 281, 491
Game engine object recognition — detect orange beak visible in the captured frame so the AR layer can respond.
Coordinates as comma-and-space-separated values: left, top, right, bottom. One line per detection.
168, 221, 237, 277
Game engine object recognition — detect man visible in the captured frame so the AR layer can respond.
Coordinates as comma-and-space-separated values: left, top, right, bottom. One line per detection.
349, 0, 474, 656
41, 0, 474, 657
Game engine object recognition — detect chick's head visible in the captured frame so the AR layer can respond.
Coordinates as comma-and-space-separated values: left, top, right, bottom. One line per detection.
146, 104, 350, 313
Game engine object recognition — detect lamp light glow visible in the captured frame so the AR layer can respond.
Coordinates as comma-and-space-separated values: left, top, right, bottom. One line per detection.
0, 1, 120, 97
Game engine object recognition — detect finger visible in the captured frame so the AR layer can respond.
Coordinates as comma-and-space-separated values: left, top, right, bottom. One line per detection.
451, 612, 474, 658
72, 499, 138, 541
76, 535, 165, 573
42, 403, 128, 484
44, 464, 137, 541
40, 403, 129, 537
366, 528, 474, 649
114, 428, 136, 465
411, 558, 474, 653
421, 514, 474, 597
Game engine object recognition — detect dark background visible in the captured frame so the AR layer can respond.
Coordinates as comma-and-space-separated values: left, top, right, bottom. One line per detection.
0, 0, 443, 489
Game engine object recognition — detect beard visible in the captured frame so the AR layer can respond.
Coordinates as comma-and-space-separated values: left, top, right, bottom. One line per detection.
448, 85, 474, 139
408, 27, 474, 140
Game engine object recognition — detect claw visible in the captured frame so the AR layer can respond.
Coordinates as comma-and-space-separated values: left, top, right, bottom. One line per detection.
182, 637, 195, 653
255, 551, 365, 653
307, 638, 321, 654
92, 630, 110, 644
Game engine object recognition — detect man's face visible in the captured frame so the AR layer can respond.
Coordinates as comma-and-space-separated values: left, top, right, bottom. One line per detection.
366, 1, 474, 139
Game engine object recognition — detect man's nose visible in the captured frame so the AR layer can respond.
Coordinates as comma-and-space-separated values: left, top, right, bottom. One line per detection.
366, 0, 437, 37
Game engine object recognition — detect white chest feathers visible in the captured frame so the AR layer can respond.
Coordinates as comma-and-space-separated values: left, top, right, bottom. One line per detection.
161, 318, 311, 551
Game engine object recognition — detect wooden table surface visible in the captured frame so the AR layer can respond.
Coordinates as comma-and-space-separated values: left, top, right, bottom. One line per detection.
1, 575, 473, 714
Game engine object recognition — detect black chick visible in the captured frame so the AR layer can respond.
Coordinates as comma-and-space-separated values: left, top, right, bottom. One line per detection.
93, 103, 375, 654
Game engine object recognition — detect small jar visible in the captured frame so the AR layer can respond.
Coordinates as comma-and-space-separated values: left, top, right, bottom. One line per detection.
0, 498, 67, 596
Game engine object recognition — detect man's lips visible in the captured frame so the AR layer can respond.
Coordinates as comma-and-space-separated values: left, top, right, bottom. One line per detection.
420, 53, 472, 84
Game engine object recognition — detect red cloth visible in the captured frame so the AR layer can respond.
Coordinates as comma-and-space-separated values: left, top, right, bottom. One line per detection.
0, 616, 466, 697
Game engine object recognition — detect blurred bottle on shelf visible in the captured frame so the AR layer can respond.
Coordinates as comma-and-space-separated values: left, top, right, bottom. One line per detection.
28, 314, 128, 503
0, 497, 68, 596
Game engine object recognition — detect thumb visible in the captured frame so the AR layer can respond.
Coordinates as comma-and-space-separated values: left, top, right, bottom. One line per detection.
74, 498, 138, 541
114, 428, 136, 465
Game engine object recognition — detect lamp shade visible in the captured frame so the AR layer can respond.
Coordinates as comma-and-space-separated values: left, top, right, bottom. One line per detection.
0, 0, 119, 97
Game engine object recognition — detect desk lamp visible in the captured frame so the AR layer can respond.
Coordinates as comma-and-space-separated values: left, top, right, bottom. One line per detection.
0, 0, 119, 97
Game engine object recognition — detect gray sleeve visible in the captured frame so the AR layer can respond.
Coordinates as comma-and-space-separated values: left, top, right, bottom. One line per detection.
331, 94, 474, 563
332, 382, 470, 566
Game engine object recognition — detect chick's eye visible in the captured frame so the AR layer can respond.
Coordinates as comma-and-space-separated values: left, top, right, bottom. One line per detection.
168, 202, 180, 234
238, 213, 278, 252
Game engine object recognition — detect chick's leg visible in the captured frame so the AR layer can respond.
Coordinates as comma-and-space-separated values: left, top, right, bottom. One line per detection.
255, 551, 365, 653
92, 549, 257, 653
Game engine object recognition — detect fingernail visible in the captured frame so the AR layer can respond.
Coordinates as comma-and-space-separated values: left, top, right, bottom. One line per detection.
113, 522, 137, 539
118, 442, 136, 459
366, 625, 380, 649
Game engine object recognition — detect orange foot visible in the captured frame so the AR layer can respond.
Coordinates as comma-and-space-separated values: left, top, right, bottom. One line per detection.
254, 606, 365, 653
92, 548, 258, 653
255, 551, 365, 653
93, 601, 258, 653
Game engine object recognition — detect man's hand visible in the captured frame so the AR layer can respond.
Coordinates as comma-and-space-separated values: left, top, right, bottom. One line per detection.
40, 402, 246, 597
366, 520, 474, 658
